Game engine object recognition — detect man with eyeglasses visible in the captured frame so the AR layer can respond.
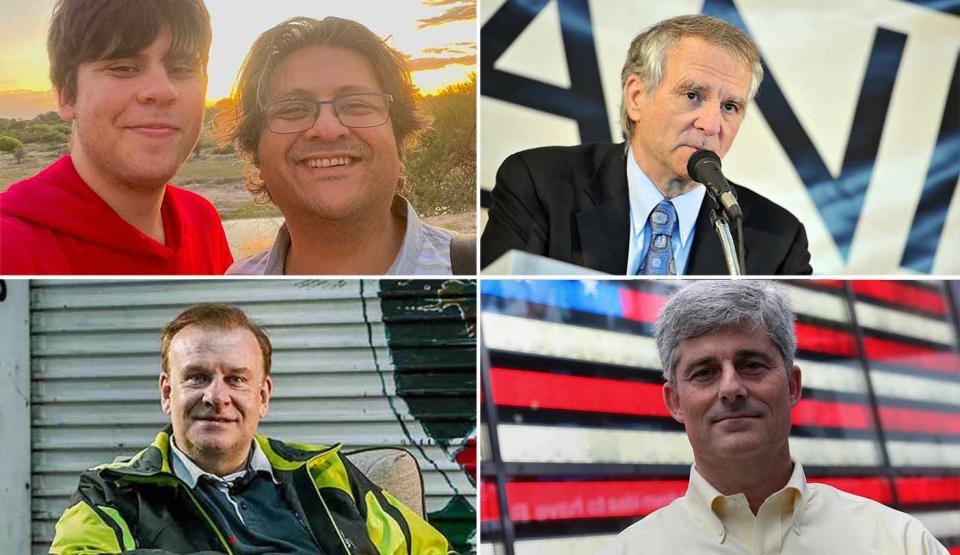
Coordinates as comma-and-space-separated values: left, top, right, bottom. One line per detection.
218, 16, 455, 275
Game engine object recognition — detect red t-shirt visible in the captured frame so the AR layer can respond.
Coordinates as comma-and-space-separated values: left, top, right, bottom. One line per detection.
0, 156, 233, 275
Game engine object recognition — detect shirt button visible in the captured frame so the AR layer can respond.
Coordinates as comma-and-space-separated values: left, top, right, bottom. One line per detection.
241, 502, 248, 510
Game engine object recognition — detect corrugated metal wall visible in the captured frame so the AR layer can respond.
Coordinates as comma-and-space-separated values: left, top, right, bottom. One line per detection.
29, 278, 476, 554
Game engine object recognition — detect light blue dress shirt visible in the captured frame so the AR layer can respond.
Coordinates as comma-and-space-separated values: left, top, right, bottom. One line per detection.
625, 147, 706, 275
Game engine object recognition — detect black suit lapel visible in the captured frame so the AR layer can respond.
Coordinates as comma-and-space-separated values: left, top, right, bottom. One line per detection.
687, 190, 753, 275
576, 144, 631, 274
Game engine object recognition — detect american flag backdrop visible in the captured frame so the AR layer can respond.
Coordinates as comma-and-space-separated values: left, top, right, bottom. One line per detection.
479, 280, 960, 554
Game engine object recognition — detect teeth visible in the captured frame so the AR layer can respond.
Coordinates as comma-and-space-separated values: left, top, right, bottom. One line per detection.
305, 156, 351, 168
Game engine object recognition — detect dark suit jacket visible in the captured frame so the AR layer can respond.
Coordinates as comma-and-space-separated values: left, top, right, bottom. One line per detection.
480, 142, 813, 275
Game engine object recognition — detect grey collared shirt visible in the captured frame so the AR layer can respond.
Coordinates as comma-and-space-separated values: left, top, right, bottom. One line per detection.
169, 438, 321, 553
227, 195, 453, 275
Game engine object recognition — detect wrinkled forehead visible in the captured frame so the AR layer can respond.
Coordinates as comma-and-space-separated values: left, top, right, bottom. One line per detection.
662, 36, 752, 93
262, 45, 383, 101
170, 325, 263, 362
676, 319, 785, 369
677, 320, 777, 358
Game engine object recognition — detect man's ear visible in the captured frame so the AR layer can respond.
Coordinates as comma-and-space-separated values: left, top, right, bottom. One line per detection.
663, 378, 685, 424
788, 365, 802, 408
159, 372, 172, 415
623, 74, 648, 124
57, 88, 76, 122
259, 375, 273, 418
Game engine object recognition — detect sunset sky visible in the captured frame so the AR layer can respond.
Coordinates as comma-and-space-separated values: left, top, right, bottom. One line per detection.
0, 0, 476, 119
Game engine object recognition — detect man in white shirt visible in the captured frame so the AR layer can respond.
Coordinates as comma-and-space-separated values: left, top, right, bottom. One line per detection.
217, 16, 454, 275
600, 280, 947, 554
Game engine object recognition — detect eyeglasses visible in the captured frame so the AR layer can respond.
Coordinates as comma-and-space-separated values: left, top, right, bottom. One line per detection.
262, 93, 393, 134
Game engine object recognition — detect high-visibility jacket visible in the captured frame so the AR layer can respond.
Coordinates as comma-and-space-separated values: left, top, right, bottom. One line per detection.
49, 426, 452, 554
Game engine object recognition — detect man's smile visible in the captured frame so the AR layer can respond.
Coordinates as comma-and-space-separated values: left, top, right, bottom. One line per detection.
301, 155, 357, 169
194, 415, 239, 424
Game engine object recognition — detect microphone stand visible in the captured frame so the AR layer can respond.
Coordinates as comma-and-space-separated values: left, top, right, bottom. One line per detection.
706, 192, 743, 275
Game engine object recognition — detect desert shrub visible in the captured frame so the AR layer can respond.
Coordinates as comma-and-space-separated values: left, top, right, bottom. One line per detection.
403, 73, 476, 217
0, 135, 24, 152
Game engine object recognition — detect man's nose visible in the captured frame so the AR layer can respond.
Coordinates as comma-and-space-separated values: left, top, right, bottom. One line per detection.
202, 377, 231, 408
302, 103, 350, 141
135, 66, 179, 105
717, 363, 747, 402
693, 103, 722, 137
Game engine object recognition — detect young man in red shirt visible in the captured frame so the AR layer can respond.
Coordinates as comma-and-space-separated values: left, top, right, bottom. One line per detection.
0, 0, 232, 275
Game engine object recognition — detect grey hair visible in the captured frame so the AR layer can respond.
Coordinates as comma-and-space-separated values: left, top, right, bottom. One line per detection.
654, 280, 796, 383
619, 14, 764, 141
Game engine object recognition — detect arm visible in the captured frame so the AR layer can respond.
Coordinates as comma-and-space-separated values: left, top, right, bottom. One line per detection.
49, 479, 220, 555
339, 454, 455, 555
362, 489, 455, 555
480, 152, 550, 268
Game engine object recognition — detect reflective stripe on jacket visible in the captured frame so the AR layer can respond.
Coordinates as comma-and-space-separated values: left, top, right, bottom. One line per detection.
49, 426, 452, 554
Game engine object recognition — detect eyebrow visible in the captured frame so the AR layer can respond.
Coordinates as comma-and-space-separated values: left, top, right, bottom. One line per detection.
270, 85, 382, 101
164, 51, 201, 65
680, 349, 777, 376
96, 50, 200, 66
181, 365, 251, 375
673, 78, 745, 108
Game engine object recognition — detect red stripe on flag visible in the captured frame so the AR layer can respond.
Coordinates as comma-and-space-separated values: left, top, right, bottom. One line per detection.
792, 399, 874, 429
808, 476, 893, 504
795, 322, 859, 357
895, 476, 960, 505
619, 289, 668, 323
879, 406, 960, 435
490, 367, 670, 417
504, 480, 688, 522
796, 322, 960, 374
852, 281, 948, 315
481, 481, 500, 521
862, 335, 960, 374
485, 476, 960, 523
810, 280, 844, 289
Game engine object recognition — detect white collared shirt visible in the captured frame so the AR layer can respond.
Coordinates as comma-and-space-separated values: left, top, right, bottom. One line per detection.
625, 146, 705, 275
599, 462, 949, 555
168, 436, 275, 489
226, 195, 453, 275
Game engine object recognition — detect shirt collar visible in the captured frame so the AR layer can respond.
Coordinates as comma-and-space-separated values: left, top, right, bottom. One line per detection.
169, 436, 275, 489
267, 195, 421, 275
685, 462, 808, 543
625, 146, 705, 248
386, 195, 424, 275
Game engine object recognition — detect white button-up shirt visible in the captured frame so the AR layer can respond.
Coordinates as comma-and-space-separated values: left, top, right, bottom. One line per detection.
599, 462, 948, 554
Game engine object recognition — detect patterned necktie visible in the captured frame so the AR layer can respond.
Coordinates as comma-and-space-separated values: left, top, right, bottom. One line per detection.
640, 200, 678, 275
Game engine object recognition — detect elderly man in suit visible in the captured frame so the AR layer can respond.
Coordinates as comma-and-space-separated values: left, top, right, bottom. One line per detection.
481, 14, 812, 275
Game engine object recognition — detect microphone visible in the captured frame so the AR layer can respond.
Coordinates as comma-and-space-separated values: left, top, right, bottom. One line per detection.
686, 150, 741, 220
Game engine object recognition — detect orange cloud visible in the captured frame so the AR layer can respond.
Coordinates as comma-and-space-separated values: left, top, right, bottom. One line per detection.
423, 42, 476, 55
0, 89, 58, 120
407, 54, 476, 72
417, 0, 475, 29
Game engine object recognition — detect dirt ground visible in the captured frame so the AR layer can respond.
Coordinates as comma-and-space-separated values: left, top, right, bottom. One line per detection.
178, 179, 256, 207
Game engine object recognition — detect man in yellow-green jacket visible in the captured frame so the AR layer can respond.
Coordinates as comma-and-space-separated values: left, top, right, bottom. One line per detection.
50, 303, 451, 554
